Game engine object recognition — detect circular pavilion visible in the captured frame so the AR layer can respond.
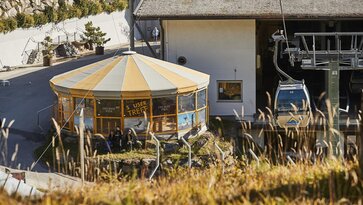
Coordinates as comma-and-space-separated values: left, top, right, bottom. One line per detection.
49, 51, 210, 139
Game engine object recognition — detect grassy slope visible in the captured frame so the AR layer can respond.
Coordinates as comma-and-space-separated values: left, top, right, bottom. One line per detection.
3, 159, 363, 204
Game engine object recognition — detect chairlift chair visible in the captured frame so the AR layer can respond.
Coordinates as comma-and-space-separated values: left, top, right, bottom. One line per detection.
274, 80, 311, 128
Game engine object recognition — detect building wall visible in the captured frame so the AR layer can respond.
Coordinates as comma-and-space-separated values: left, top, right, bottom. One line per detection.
163, 19, 256, 116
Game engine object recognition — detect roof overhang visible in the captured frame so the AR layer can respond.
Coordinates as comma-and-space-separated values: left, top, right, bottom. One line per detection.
135, 0, 363, 20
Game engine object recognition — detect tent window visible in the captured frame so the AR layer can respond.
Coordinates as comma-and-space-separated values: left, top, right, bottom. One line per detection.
124, 118, 149, 134
74, 98, 94, 131
124, 99, 150, 117
60, 96, 71, 129
177, 112, 196, 130
197, 108, 207, 126
153, 116, 177, 132
96, 99, 121, 117
152, 97, 176, 116
97, 118, 121, 135
217, 81, 242, 101
178, 93, 195, 113
197, 89, 207, 109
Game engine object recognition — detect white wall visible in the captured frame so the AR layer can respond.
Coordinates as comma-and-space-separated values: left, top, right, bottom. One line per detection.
163, 20, 256, 116
0, 10, 159, 67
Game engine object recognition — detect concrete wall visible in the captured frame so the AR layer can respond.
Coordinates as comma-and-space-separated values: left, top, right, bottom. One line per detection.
163, 20, 256, 116
0, 10, 160, 67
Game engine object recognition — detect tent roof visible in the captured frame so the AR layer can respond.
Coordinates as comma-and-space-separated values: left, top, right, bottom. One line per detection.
50, 52, 210, 98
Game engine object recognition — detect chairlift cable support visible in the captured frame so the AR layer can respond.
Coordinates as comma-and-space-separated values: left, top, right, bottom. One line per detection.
279, 0, 293, 66
274, 0, 296, 82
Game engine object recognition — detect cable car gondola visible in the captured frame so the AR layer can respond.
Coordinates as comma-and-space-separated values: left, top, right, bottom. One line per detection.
272, 31, 312, 128
274, 80, 311, 128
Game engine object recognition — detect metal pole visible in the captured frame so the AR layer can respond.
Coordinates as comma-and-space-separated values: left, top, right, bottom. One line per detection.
79, 108, 85, 184
327, 60, 342, 157
214, 142, 225, 173
129, 0, 135, 51
135, 23, 157, 58
360, 91, 363, 173
180, 137, 192, 168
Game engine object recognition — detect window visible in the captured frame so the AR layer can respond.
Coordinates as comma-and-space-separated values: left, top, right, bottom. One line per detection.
178, 93, 195, 113
60, 96, 71, 128
217, 81, 242, 101
197, 89, 207, 109
178, 112, 196, 130
124, 118, 150, 134
153, 116, 177, 132
152, 97, 176, 116
124, 99, 150, 117
197, 109, 207, 126
276, 90, 308, 112
97, 118, 121, 135
74, 98, 94, 131
96, 99, 121, 117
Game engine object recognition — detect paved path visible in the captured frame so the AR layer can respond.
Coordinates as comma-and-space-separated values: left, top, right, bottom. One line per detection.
0, 45, 158, 171
0, 50, 122, 171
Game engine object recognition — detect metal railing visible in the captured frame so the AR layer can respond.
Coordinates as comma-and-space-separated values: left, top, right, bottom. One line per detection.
180, 136, 192, 168
148, 132, 160, 180
37, 104, 55, 135
214, 142, 225, 173
21, 32, 84, 65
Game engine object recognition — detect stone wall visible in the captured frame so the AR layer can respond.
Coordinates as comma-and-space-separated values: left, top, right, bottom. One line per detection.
0, 0, 74, 18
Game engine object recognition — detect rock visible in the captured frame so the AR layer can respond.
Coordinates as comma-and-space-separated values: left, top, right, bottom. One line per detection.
2, 12, 8, 18
191, 135, 210, 153
1, 1, 12, 10
24, 7, 34, 14
163, 142, 180, 153
6, 7, 18, 17
191, 158, 203, 168
121, 159, 140, 174
65, 0, 74, 5
141, 158, 155, 167
15, 5, 23, 13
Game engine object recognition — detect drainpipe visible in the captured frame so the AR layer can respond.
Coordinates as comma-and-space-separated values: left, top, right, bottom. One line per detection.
159, 19, 165, 60
129, 0, 135, 51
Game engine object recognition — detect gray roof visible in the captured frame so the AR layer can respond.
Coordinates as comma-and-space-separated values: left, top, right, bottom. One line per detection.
135, 0, 363, 19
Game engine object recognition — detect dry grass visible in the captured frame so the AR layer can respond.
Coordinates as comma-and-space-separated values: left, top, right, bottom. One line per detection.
2, 159, 363, 204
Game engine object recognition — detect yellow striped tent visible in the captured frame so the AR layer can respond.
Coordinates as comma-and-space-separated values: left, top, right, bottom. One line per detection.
50, 51, 210, 138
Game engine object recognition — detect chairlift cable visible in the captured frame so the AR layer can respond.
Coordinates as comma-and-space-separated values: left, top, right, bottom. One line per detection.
279, 0, 293, 65
113, 6, 143, 56
111, 13, 123, 57
31, 88, 94, 171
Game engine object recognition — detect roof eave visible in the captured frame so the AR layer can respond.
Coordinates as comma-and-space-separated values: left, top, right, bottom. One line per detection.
136, 14, 363, 21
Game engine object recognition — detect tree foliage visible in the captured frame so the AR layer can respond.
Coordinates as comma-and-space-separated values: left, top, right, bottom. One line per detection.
0, 0, 127, 33
82, 21, 111, 49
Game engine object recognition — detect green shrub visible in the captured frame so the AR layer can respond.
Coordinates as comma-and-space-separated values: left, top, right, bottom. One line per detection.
44, 6, 58, 22
0, 21, 6, 33
103, 3, 116, 14
3, 18, 17, 33
57, 5, 69, 22
16, 13, 35, 28
69, 6, 83, 19
0, 0, 128, 33
113, 0, 127, 10
33, 13, 48, 26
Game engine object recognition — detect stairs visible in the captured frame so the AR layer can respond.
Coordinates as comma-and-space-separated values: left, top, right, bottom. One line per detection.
26, 49, 40, 64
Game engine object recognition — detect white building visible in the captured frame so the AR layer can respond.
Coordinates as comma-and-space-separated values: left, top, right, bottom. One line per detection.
135, 0, 363, 117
